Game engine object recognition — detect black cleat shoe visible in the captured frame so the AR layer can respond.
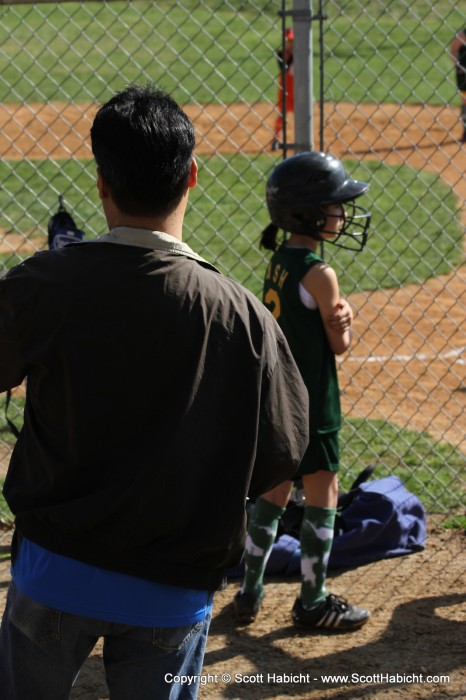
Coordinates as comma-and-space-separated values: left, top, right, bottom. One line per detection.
233, 590, 264, 624
292, 594, 370, 631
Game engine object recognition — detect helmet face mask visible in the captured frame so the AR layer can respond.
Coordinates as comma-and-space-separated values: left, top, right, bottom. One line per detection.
266, 152, 371, 252
317, 201, 371, 252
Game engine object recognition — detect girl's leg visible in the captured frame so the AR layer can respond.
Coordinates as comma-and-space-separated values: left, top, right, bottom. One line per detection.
293, 470, 370, 630
299, 470, 338, 609
234, 480, 293, 623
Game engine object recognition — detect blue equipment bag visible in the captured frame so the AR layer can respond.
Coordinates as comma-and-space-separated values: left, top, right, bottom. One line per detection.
329, 473, 427, 568
228, 468, 427, 578
48, 195, 85, 250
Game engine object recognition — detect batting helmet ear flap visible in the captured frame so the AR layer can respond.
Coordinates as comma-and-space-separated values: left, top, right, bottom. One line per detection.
289, 210, 324, 241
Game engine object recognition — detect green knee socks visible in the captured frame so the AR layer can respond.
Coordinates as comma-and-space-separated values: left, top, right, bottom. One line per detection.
299, 505, 336, 609
240, 497, 285, 597
241, 500, 336, 610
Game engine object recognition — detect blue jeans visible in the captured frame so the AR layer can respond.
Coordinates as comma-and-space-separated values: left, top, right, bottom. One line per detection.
0, 582, 211, 700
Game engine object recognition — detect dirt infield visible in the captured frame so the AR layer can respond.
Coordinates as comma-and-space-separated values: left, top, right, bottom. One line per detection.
0, 524, 464, 699
0, 102, 465, 699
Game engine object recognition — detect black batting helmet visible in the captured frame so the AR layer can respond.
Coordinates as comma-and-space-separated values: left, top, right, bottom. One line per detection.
266, 151, 371, 251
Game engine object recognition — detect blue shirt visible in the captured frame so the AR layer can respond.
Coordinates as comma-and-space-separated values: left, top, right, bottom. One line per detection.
13, 537, 212, 627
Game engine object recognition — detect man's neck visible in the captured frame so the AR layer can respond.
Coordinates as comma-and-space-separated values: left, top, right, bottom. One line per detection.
106, 215, 182, 241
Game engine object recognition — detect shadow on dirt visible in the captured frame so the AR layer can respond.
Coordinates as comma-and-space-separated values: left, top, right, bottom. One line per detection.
204, 591, 466, 699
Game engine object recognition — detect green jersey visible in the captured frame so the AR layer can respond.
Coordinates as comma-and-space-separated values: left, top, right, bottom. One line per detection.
263, 244, 341, 434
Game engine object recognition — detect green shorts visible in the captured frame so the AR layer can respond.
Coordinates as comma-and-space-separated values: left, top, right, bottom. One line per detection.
294, 430, 340, 477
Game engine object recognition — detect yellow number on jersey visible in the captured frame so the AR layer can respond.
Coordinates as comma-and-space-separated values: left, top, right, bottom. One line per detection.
264, 288, 280, 321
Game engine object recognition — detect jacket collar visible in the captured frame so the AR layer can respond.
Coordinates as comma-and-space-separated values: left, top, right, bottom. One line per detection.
98, 227, 214, 267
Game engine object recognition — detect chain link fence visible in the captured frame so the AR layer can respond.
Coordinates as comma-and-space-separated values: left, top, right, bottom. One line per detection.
0, 0, 464, 528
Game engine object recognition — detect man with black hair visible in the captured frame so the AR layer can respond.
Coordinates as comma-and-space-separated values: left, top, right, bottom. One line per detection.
0, 85, 309, 700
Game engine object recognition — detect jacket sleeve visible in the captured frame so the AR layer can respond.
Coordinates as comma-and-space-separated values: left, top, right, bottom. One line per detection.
0, 271, 27, 392
248, 328, 309, 498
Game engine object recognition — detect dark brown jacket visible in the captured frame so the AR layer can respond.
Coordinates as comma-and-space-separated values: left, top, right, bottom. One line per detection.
0, 229, 309, 590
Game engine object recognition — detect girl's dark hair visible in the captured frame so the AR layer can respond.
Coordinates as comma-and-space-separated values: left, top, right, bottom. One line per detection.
90, 84, 195, 218
260, 223, 280, 251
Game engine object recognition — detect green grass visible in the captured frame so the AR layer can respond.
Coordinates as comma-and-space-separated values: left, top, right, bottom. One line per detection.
340, 418, 465, 518
0, 1, 464, 105
442, 515, 466, 529
323, 7, 463, 105
0, 1, 279, 104
0, 155, 462, 296
0, 158, 101, 233
325, 159, 464, 293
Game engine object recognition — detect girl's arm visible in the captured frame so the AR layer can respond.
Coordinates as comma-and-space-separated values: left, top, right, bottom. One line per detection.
327, 298, 353, 333
301, 262, 352, 356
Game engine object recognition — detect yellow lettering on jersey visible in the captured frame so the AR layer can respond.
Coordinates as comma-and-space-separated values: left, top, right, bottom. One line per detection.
278, 269, 289, 289
272, 264, 281, 284
264, 288, 280, 321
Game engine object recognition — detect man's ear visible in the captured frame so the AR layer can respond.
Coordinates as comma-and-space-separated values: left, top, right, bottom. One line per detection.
187, 158, 198, 190
96, 167, 109, 201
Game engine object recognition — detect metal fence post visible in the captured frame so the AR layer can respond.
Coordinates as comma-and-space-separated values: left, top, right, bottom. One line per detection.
292, 0, 313, 152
